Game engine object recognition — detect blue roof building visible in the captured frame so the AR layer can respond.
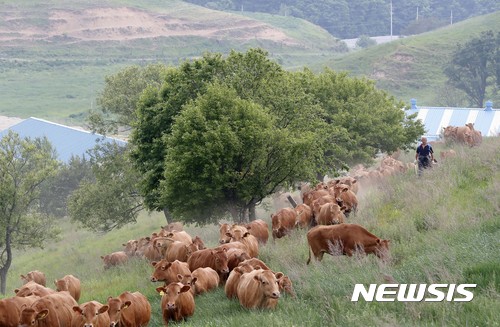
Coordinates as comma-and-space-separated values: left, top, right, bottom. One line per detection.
406, 99, 500, 141
0, 117, 127, 163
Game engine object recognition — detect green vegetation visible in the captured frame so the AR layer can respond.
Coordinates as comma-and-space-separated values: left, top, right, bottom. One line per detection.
2, 136, 499, 325
324, 11, 500, 105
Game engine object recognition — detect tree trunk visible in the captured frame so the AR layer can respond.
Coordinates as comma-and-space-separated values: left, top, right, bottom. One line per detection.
162, 207, 172, 223
0, 229, 12, 295
248, 203, 256, 221
0, 267, 7, 295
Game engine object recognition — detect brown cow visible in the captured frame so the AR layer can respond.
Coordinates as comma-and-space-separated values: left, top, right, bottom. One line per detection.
156, 283, 195, 325
239, 258, 271, 271
295, 203, 313, 229
19, 292, 77, 327
315, 202, 346, 226
166, 230, 193, 245
244, 219, 269, 245
191, 236, 206, 250
101, 251, 128, 269
187, 248, 230, 279
20, 270, 46, 286
161, 221, 184, 232
107, 291, 151, 327
225, 248, 251, 272
224, 263, 257, 299
306, 224, 390, 264
226, 231, 259, 258
236, 269, 283, 309
166, 241, 198, 262
218, 224, 248, 244
335, 187, 358, 215
302, 189, 330, 208
277, 274, 296, 298
15, 280, 56, 298
71, 301, 110, 327
150, 259, 191, 285
271, 208, 297, 241
178, 267, 220, 295
122, 240, 138, 257
440, 149, 457, 160
0, 296, 38, 327
54, 274, 81, 302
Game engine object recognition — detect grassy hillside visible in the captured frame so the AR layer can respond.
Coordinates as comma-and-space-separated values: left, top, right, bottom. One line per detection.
3, 137, 499, 326
0, 0, 341, 124
321, 11, 500, 106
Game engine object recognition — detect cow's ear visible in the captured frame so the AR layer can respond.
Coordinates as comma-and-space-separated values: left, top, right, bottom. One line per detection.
121, 300, 132, 309
376, 239, 381, 244
275, 272, 284, 279
243, 232, 250, 237
246, 225, 252, 230
253, 275, 262, 282
98, 305, 109, 314
36, 309, 49, 320
155, 286, 165, 293
151, 261, 157, 267
177, 274, 183, 281
180, 285, 191, 293
163, 262, 172, 270
225, 232, 232, 237
107, 296, 113, 301
72, 306, 83, 314
191, 277, 198, 285
100, 256, 105, 259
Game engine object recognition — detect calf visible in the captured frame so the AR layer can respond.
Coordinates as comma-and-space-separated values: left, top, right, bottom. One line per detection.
236, 269, 283, 309
185, 267, 220, 295
71, 301, 110, 327
54, 274, 81, 302
156, 283, 195, 325
315, 202, 345, 226
20, 270, 46, 286
244, 219, 269, 245
306, 224, 390, 264
107, 291, 151, 327
294, 203, 313, 229
151, 259, 191, 285
101, 251, 128, 269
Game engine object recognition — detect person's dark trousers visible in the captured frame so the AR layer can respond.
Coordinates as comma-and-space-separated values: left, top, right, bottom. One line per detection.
418, 156, 430, 176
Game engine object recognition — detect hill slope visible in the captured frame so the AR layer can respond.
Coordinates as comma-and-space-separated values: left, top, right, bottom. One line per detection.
2, 137, 499, 325
0, 0, 341, 123
321, 11, 500, 106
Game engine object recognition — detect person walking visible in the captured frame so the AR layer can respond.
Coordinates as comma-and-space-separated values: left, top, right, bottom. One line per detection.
415, 137, 434, 176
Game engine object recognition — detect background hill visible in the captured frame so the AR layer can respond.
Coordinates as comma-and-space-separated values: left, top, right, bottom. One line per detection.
322, 11, 500, 106
2, 137, 499, 325
0, 0, 342, 123
0, 1, 498, 127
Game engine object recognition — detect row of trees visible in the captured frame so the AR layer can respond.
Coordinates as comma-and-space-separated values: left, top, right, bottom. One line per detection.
184, 0, 499, 38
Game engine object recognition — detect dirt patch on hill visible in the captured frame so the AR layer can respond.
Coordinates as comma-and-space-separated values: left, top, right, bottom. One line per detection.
0, 6, 298, 45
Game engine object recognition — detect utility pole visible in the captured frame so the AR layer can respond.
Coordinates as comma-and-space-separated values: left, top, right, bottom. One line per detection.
416, 6, 419, 21
450, 10, 453, 25
390, 1, 393, 40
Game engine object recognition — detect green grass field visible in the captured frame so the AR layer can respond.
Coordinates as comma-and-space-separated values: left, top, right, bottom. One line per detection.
3, 136, 499, 326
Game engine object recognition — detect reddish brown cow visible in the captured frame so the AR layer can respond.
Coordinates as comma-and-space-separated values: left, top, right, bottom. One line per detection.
295, 203, 313, 229
150, 259, 191, 285
187, 248, 230, 279
224, 263, 256, 299
336, 187, 358, 215
156, 283, 195, 325
306, 224, 390, 264
225, 248, 251, 271
101, 251, 128, 269
226, 231, 259, 258
218, 223, 232, 244
15, 280, 56, 298
239, 258, 271, 271
122, 240, 138, 257
71, 301, 110, 327
271, 208, 297, 241
107, 291, 151, 327
191, 236, 206, 250
244, 219, 269, 245
19, 292, 77, 327
166, 230, 193, 245
302, 189, 329, 208
178, 267, 220, 295
161, 221, 184, 232
315, 202, 345, 226
236, 269, 283, 309
20, 270, 46, 286
54, 274, 81, 302
166, 241, 198, 262
0, 296, 38, 327
277, 274, 296, 298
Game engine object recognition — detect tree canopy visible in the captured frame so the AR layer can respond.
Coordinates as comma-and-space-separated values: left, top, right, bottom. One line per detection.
130, 48, 424, 222
444, 30, 499, 107
0, 131, 60, 294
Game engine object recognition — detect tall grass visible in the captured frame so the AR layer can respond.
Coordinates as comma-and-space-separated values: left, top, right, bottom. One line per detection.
2, 137, 499, 326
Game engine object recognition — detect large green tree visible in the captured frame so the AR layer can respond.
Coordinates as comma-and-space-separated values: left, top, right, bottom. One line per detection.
0, 131, 60, 294
444, 30, 499, 107
159, 83, 319, 223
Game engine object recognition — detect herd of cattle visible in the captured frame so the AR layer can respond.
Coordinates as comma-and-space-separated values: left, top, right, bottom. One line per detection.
1, 123, 477, 326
